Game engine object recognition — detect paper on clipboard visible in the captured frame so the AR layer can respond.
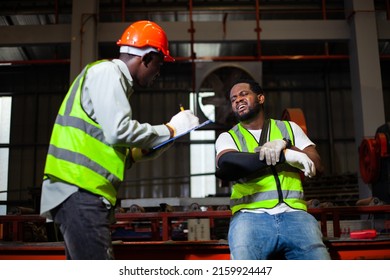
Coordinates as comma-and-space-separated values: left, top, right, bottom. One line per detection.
152, 119, 213, 150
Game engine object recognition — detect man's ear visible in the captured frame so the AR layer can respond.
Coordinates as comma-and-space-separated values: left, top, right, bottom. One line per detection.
258, 94, 265, 104
142, 53, 153, 67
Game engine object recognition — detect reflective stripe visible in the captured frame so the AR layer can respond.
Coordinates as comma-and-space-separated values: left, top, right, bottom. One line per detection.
231, 125, 248, 152
64, 61, 104, 117
55, 115, 107, 144
275, 120, 289, 139
230, 189, 304, 207
65, 68, 86, 116
48, 144, 121, 186
55, 61, 126, 155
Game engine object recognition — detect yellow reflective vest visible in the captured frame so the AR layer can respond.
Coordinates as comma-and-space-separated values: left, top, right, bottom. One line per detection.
43, 60, 128, 206
228, 119, 307, 214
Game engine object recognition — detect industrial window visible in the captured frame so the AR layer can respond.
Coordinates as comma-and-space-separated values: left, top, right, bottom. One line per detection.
189, 92, 216, 198
0, 96, 12, 215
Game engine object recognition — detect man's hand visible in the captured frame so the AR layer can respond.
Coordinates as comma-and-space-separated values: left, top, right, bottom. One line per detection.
131, 142, 174, 163
284, 149, 316, 177
166, 110, 199, 136
255, 139, 287, 166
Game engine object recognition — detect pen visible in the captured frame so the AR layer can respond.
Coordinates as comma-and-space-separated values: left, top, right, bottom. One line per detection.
179, 104, 185, 111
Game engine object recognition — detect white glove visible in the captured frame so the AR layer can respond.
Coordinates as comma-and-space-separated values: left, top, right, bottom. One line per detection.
284, 149, 316, 178
167, 110, 199, 136
255, 139, 287, 166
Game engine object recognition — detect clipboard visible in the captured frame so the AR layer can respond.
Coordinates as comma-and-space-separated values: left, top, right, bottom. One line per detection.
152, 119, 213, 150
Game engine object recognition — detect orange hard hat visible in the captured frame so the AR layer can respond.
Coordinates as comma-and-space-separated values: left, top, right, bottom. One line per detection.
117, 20, 174, 62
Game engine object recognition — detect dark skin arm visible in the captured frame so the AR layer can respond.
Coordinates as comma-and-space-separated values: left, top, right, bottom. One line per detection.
215, 150, 286, 181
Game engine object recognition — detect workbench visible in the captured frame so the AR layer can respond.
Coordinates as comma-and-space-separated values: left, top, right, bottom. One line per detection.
1, 238, 390, 260
325, 236, 390, 260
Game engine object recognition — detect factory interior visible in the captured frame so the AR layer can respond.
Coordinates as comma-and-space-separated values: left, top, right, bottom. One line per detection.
0, 0, 390, 260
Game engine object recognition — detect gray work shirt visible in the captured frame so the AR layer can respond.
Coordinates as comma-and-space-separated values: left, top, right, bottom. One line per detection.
40, 59, 171, 221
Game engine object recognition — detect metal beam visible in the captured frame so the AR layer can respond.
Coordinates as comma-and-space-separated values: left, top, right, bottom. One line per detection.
69, 0, 99, 81
0, 24, 70, 45
0, 20, 352, 46
3, 13, 390, 46
345, 0, 386, 199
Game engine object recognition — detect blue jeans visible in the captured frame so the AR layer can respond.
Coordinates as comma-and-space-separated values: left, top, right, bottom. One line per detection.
228, 211, 330, 260
52, 189, 115, 260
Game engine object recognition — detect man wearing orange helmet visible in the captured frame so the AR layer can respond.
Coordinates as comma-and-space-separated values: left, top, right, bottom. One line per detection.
116, 20, 175, 86
40, 20, 199, 259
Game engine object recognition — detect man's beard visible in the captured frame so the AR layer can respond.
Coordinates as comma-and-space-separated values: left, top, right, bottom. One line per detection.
234, 102, 262, 122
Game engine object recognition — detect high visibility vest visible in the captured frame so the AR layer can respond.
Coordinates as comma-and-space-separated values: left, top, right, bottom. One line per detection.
228, 119, 307, 214
43, 60, 129, 206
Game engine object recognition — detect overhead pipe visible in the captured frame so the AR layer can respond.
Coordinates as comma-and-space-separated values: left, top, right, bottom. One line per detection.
321, 0, 330, 57
188, 0, 197, 115
324, 70, 335, 174
0, 55, 350, 66
5, 54, 390, 66
98, 2, 345, 17
173, 54, 350, 61
322, 0, 327, 20
121, 0, 126, 22
255, 0, 261, 59
222, 13, 228, 39
0, 59, 70, 65
5, 53, 390, 66
387, 0, 390, 20
54, 0, 59, 24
